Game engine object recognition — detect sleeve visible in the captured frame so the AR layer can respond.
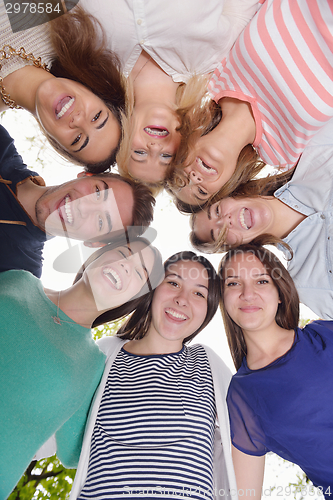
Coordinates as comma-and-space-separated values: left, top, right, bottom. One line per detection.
0, 124, 41, 180
227, 378, 268, 456
220, 0, 263, 49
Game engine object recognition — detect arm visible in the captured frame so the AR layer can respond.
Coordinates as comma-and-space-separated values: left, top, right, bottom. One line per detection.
232, 445, 265, 499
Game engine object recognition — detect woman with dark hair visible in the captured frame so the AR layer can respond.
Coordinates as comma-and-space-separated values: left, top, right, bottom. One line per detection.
168, 0, 333, 207
0, 1, 125, 172
219, 244, 333, 498
69, 251, 237, 500
0, 237, 162, 499
190, 119, 333, 320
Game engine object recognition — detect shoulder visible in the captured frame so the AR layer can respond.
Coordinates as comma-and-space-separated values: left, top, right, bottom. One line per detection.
96, 336, 126, 357
194, 343, 233, 386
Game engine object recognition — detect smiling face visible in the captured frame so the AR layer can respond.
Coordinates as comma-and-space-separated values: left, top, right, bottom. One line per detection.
128, 104, 181, 183
147, 260, 209, 350
175, 129, 237, 205
35, 78, 121, 164
35, 175, 134, 241
193, 197, 274, 247
84, 241, 155, 311
223, 253, 280, 335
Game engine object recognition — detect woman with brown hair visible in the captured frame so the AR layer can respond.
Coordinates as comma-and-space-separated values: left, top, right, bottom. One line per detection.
190, 119, 333, 320
219, 244, 333, 498
0, 0, 125, 173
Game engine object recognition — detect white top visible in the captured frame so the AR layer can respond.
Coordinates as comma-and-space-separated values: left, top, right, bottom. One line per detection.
78, 0, 260, 83
0, 0, 54, 79
70, 336, 238, 500
209, 0, 333, 170
275, 119, 333, 320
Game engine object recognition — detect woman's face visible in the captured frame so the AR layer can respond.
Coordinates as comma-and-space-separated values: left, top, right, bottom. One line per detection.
175, 129, 237, 205
35, 78, 121, 164
148, 260, 209, 348
223, 253, 280, 335
193, 197, 274, 246
84, 241, 156, 311
127, 103, 181, 183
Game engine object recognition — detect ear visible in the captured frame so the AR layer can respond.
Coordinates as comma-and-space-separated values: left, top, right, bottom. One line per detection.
83, 240, 107, 248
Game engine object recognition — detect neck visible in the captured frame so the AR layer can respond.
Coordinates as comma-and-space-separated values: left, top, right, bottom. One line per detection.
2, 66, 54, 114
125, 329, 183, 356
218, 97, 256, 149
244, 324, 294, 370
131, 52, 179, 109
264, 197, 306, 239
44, 280, 117, 328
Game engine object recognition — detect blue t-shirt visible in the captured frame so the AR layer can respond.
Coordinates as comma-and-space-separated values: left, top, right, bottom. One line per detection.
0, 124, 46, 278
228, 321, 333, 495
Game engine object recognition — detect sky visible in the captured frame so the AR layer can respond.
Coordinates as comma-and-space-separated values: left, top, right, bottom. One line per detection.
0, 109, 322, 496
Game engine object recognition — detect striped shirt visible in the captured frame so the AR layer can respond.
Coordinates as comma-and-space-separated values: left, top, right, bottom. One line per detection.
209, 0, 333, 170
77, 345, 216, 499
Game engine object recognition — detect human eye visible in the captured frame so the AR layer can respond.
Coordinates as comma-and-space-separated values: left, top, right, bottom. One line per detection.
92, 111, 102, 122
216, 204, 220, 217
226, 280, 239, 287
198, 187, 208, 196
118, 249, 128, 259
134, 150, 147, 156
95, 186, 101, 199
98, 216, 103, 232
71, 133, 82, 146
258, 279, 270, 285
135, 268, 144, 281
167, 280, 179, 287
195, 290, 207, 299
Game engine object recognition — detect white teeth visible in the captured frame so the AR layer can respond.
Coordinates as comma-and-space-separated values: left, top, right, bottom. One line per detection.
166, 308, 187, 320
144, 127, 168, 137
103, 268, 122, 290
57, 97, 74, 118
239, 208, 249, 230
64, 195, 73, 224
196, 157, 216, 173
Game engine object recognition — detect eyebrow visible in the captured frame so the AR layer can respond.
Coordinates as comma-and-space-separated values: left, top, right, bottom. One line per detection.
73, 112, 109, 152
96, 113, 109, 130
166, 272, 209, 291
225, 273, 270, 280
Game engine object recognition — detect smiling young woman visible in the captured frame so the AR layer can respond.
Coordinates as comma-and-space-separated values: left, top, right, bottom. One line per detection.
0, 236, 163, 499
67, 251, 238, 500
219, 244, 333, 498
0, 1, 125, 172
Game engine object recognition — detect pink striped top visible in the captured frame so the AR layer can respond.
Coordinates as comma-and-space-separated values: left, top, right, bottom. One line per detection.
209, 0, 333, 170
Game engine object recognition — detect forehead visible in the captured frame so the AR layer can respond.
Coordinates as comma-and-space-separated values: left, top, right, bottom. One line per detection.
224, 252, 267, 277
166, 260, 208, 283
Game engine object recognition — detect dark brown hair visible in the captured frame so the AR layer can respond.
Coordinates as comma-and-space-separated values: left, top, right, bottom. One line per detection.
73, 236, 163, 328
219, 244, 299, 370
48, 5, 126, 172
117, 251, 221, 344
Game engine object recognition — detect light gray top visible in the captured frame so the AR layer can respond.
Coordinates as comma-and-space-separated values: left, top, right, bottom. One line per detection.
275, 120, 333, 319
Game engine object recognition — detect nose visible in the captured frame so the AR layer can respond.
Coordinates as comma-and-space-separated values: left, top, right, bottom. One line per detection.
188, 170, 203, 185
119, 259, 131, 275
174, 291, 188, 307
147, 142, 162, 151
69, 111, 84, 129
241, 282, 256, 302
77, 194, 95, 218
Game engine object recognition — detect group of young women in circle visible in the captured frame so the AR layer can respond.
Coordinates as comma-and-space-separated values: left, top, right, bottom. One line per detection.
1, 0, 333, 498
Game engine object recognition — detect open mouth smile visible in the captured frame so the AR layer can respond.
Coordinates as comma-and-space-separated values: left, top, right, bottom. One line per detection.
103, 267, 122, 290
196, 157, 218, 175
58, 195, 74, 225
165, 308, 188, 321
239, 208, 252, 230
144, 126, 169, 138
55, 96, 75, 119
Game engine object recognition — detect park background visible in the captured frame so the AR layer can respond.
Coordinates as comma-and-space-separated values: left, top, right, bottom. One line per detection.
1, 109, 324, 499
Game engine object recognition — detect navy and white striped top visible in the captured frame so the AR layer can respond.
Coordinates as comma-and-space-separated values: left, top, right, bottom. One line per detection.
77, 344, 216, 499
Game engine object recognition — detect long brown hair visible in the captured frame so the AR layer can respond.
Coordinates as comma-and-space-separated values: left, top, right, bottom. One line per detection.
73, 236, 163, 328
117, 251, 221, 344
48, 5, 126, 172
219, 244, 299, 370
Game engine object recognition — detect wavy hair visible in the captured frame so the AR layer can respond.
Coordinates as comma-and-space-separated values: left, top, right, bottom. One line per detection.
117, 251, 221, 344
219, 244, 299, 370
